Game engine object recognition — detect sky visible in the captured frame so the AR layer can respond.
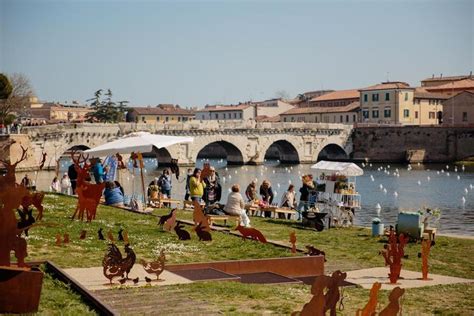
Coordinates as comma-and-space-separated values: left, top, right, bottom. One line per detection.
1, 0, 473, 107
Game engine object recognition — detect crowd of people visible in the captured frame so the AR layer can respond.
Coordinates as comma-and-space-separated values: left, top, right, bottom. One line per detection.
49, 160, 321, 227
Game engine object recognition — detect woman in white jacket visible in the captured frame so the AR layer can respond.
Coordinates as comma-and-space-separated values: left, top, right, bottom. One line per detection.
224, 184, 251, 227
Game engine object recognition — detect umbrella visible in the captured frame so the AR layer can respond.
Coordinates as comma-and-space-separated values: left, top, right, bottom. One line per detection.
84, 132, 193, 156
85, 132, 193, 205
310, 160, 364, 177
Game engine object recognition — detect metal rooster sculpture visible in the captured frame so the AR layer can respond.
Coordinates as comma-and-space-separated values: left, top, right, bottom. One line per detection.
140, 249, 166, 281
102, 243, 136, 284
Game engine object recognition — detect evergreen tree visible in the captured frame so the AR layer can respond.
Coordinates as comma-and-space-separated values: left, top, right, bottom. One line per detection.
86, 89, 128, 123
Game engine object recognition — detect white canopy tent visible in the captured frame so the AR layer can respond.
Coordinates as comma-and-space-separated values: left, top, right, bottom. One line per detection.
310, 160, 364, 177
84, 132, 193, 205
84, 132, 193, 157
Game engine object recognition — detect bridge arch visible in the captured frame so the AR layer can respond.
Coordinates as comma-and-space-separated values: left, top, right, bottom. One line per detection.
263, 140, 300, 164
316, 143, 349, 161
196, 141, 244, 165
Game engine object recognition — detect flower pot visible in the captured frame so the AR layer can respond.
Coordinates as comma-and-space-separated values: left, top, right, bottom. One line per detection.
0, 266, 44, 313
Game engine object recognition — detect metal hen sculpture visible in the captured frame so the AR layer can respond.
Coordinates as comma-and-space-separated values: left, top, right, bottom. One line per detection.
102, 243, 136, 284
140, 249, 166, 281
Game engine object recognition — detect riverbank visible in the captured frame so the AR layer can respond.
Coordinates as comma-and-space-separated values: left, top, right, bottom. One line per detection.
28, 194, 474, 314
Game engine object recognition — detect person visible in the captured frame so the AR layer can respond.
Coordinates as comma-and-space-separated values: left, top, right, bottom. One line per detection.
21, 174, 31, 188
50, 176, 60, 192
189, 168, 206, 202
114, 180, 125, 196
259, 180, 274, 218
60, 173, 71, 195
184, 168, 193, 201
280, 184, 297, 219
203, 166, 221, 205
67, 163, 78, 194
148, 177, 160, 198
297, 175, 315, 217
224, 184, 251, 227
158, 168, 172, 198
104, 181, 124, 207
92, 158, 105, 184
245, 180, 258, 202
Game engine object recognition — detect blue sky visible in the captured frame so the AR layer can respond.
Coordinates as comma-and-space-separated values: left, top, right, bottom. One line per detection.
1, 0, 472, 107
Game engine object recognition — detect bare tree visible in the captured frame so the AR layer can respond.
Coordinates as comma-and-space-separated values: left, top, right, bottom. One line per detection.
0, 73, 35, 125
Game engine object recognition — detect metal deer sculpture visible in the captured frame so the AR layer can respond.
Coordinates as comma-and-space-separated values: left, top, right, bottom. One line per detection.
70, 151, 105, 222
380, 228, 409, 284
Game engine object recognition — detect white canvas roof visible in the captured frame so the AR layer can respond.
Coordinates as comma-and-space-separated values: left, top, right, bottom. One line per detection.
310, 160, 364, 177
84, 132, 193, 156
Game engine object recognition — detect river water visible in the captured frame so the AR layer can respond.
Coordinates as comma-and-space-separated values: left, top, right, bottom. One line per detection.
17, 159, 474, 236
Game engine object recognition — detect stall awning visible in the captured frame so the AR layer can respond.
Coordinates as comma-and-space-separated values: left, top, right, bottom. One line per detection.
84, 132, 193, 156
310, 160, 364, 177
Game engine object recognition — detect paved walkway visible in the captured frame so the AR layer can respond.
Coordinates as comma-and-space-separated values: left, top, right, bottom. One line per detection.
64, 267, 191, 291
345, 267, 474, 290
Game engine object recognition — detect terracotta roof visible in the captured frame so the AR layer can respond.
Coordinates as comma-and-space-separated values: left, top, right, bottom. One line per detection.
422, 75, 472, 82
445, 90, 474, 100
359, 82, 413, 91
425, 78, 474, 91
281, 102, 360, 115
197, 104, 251, 112
131, 107, 194, 116
413, 88, 449, 100
309, 89, 360, 102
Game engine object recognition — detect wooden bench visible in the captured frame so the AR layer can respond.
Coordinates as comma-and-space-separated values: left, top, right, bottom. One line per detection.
260, 206, 297, 219
149, 197, 182, 208
183, 200, 205, 211
206, 214, 240, 227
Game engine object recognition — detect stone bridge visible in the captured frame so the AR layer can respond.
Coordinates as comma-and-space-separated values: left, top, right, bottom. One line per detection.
0, 121, 354, 170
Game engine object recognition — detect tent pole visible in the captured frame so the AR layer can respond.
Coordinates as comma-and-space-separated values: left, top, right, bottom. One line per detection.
138, 152, 147, 205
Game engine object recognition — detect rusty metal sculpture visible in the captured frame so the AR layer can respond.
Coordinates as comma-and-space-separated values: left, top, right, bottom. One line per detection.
118, 229, 124, 241
140, 249, 166, 281
305, 245, 327, 262
17, 208, 35, 236
63, 233, 70, 244
123, 230, 129, 244
356, 282, 381, 316
235, 223, 267, 243
0, 144, 44, 313
98, 228, 105, 240
193, 200, 211, 232
294, 270, 347, 316
70, 151, 105, 222
107, 230, 114, 242
379, 286, 405, 316
102, 243, 136, 284
289, 231, 297, 254
418, 238, 434, 280
380, 228, 409, 284
21, 191, 45, 221
55, 234, 62, 246
158, 208, 176, 229
38, 152, 47, 170
163, 209, 177, 232
79, 230, 87, 240
195, 222, 212, 241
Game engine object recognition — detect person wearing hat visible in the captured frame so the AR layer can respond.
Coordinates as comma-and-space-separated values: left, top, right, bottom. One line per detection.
203, 166, 221, 206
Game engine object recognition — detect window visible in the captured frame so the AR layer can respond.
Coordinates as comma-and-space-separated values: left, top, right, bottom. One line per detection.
141, 116, 145, 122
385, 93, 390, 101
214, 113, 218, 119
372, 110, 379, 118
178, 117, 181, 122
346, 115, 349, 122
462, 112, 467, 122
353, 114, 356, 122
429, 112, 435, 119
415, 111, 418, 119
165, 117, 169, 122
239, 113, 242, 119
340, 115, 343, 123
315, 116, 318, 123
384, 108, 391, 118
283, 117, 287, 122
234, 113, 237, 118
404, 93, 408, 101
403, 109, 409, 118
156, 116, 160, 121
362, 109, 369, 119
372, 93, 379, 102
223, 113, 226, 119
364, 94, 368, 102
291, 117, 295, 122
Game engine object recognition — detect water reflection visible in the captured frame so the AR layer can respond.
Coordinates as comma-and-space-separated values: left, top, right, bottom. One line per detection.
15, 159, 474, 236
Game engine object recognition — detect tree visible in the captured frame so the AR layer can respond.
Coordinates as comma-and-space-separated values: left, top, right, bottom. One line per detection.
85, 89, 128, 123
0, 73, 34, 125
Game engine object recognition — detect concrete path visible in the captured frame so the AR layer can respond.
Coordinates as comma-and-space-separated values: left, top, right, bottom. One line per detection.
345, 267, 474, 290
64, 267, 192, 291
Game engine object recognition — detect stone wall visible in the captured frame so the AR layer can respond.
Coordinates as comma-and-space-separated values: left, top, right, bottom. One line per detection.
352, 126, 474, 162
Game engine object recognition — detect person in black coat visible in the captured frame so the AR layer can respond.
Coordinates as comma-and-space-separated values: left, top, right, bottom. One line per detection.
67, 164, 78, 194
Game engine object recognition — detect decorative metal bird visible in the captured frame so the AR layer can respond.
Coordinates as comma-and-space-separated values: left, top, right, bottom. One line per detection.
140, 249, 166, 280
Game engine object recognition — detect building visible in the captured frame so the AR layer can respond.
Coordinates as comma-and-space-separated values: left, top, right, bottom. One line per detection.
424, 78, 474, 96
307, 89, 360, 107
280, 102, 360, 124
442, 91, 474, 125
421, 73, 473, 87
28, 102, 93, 122
359, 82, 447, 125
126, 104, 194, 123
196, 99, 294, 121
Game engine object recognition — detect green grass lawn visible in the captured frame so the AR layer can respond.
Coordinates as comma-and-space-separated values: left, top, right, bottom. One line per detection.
26, 194, 474, 314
